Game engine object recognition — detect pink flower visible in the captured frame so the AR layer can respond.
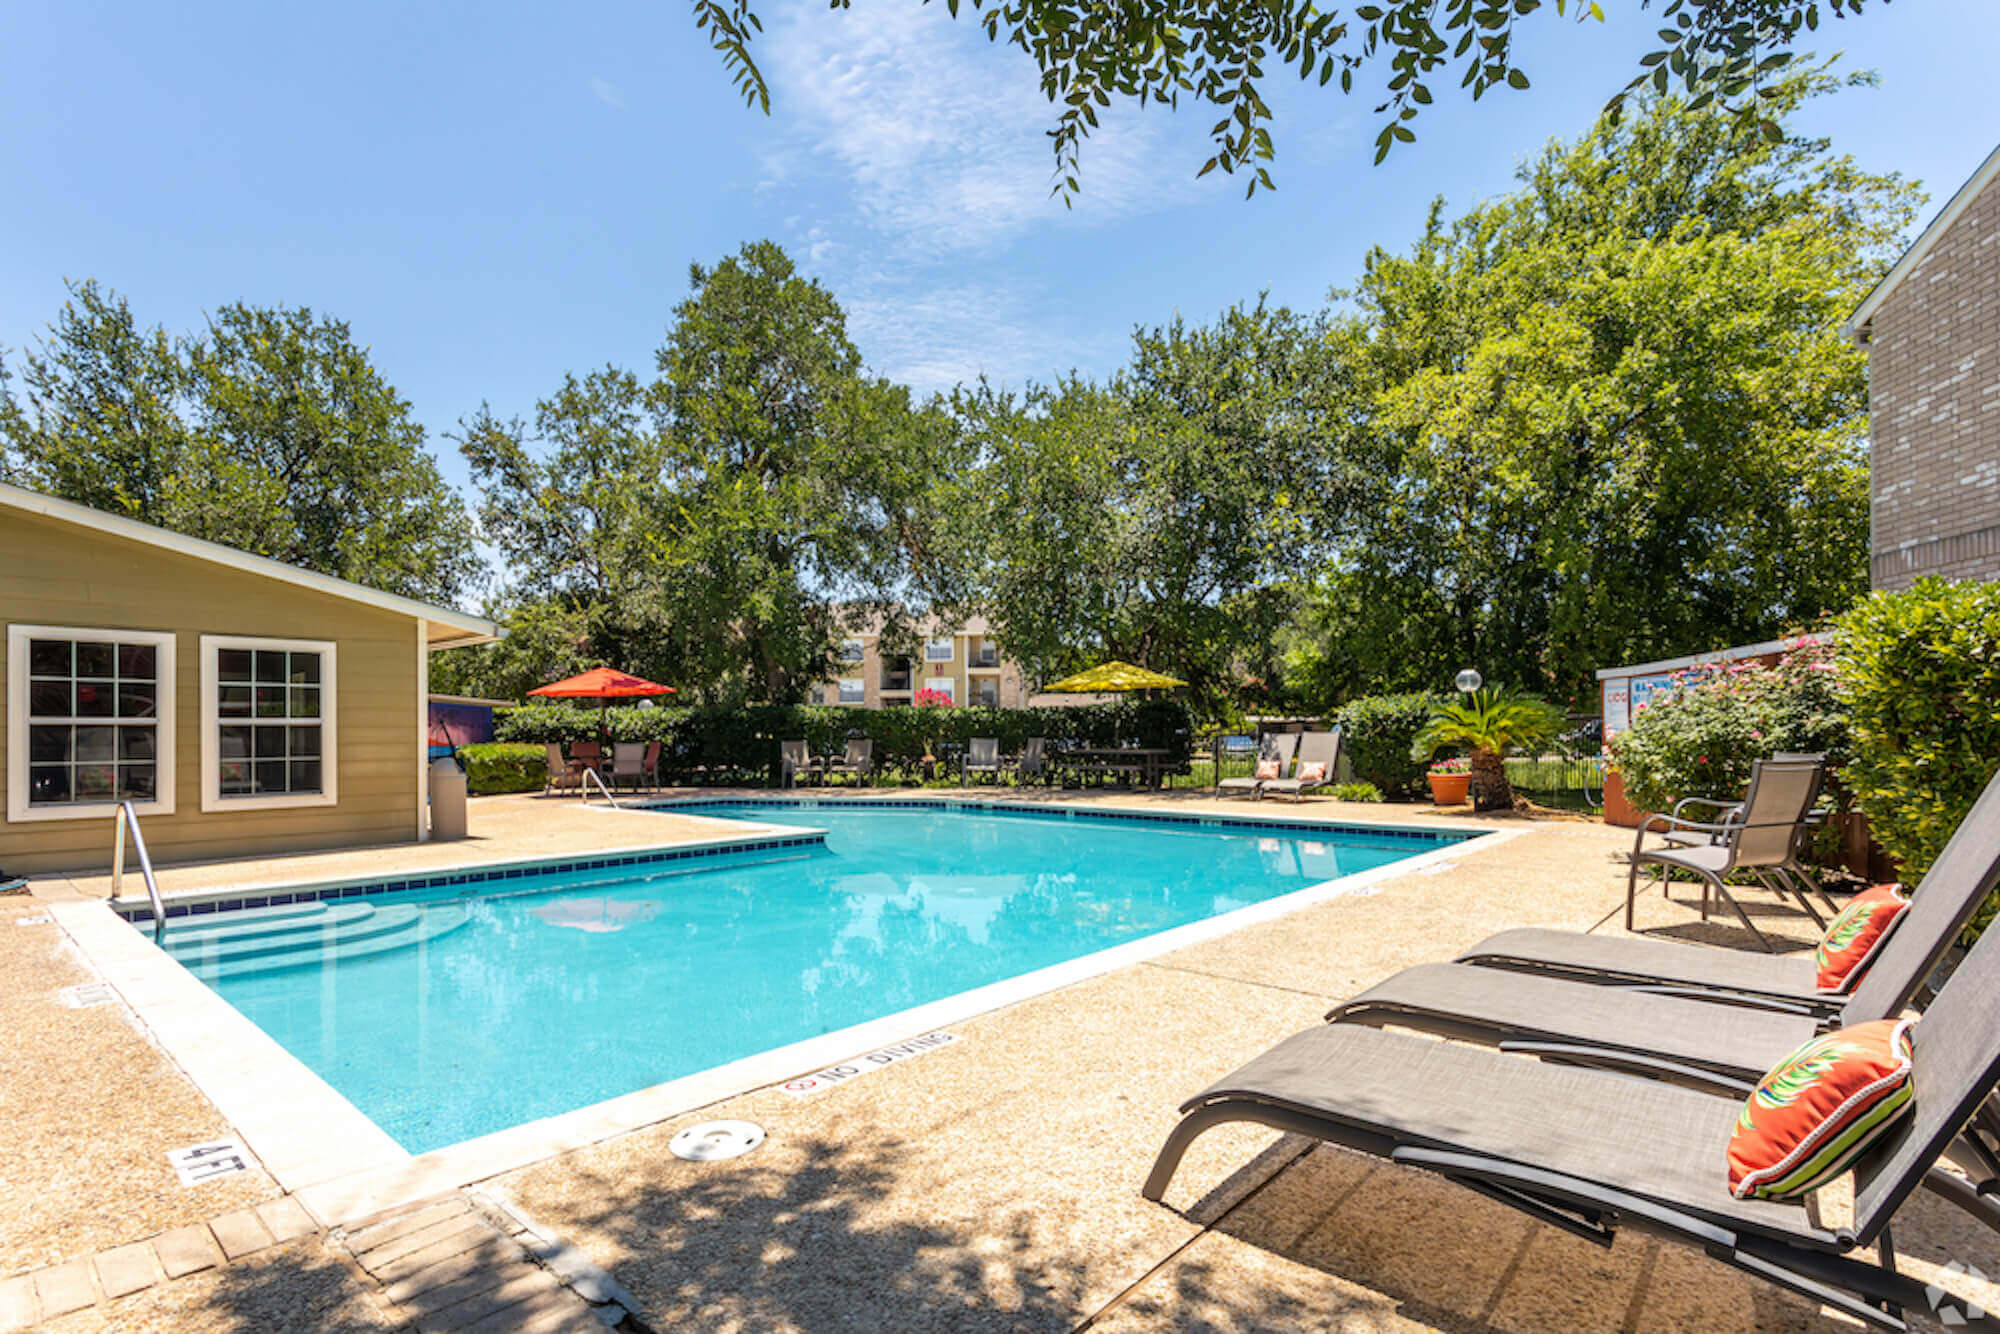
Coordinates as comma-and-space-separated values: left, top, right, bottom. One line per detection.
1750, 730, 1762, 740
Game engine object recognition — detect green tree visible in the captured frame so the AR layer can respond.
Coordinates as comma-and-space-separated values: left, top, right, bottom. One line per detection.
1, 281, 481, 604
456, 241, 953, 704
697, 0, 1880, 197
1282, 77, 1914, 708
958, 303, 1330, 713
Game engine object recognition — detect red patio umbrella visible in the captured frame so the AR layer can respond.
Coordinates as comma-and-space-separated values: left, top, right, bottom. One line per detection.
528, 668, 676, 749
528, 667, 677, 700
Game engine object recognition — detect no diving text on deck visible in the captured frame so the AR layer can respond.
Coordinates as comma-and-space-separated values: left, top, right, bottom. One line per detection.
782, 1032, 959, 1098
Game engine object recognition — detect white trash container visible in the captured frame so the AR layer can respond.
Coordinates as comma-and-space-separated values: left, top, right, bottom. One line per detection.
430, 756, 468, 841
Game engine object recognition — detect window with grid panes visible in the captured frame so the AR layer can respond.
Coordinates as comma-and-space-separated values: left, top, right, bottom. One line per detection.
21, 633, 167, 807
214, 645, 325, 798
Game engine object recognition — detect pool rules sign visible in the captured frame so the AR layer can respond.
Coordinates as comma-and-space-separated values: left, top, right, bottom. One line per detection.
781, 1032, 959, 1098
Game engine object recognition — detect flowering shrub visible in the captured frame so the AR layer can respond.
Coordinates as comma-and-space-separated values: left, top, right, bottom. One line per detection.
1427, 757, 1472, 776
1609, 638, 1847, 814
912, 687, 955, 709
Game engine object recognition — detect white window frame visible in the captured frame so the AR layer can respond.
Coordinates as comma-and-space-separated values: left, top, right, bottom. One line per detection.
836, 677, 866, 705
8, 625, 177, 823
837, 638, 865, 664
201, 635, 338, 812
925, 637, 954, 662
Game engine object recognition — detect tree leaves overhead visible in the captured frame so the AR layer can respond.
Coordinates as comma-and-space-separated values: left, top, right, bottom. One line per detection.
695, 0, 1882, 198
0, 282, 481, 604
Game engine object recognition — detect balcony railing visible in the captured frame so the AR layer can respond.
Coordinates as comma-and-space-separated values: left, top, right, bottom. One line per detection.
881, 671, 913, 692
971, 648, 999, 668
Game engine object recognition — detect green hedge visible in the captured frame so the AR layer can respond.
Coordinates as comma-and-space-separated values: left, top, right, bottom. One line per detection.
1333, 692, 1448, 799
495, 699, 1193, 784
1836, 580, 2000, 907
457, 742, 547, 795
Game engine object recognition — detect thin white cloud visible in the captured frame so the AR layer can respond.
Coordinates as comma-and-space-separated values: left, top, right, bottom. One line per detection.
760, 0, 1198, 254
756, 0, 1205, 395
591, 77, 626, 110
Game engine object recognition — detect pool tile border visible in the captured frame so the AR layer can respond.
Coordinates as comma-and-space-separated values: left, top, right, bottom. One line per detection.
108, 828, 827, 923
645, 795, 1476, 845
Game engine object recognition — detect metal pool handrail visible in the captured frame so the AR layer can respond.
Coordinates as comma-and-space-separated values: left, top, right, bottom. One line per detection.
111, 800, 167, 944
581, 766, 620, 808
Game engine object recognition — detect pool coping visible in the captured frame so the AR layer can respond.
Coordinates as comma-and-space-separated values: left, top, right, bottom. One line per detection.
51, 799, 1516, 1228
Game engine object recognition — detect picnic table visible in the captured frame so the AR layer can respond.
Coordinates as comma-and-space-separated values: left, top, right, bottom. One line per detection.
1056, 746, 1174, 789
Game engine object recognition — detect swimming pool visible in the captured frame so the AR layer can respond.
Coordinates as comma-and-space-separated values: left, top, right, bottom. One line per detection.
141, 802, 1471, 1153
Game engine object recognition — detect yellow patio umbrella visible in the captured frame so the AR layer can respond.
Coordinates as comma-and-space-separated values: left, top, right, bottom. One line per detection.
1042, 660, 1187, 693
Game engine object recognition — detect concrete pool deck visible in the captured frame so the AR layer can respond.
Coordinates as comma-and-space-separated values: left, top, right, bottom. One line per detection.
7, 788, 1997, 1330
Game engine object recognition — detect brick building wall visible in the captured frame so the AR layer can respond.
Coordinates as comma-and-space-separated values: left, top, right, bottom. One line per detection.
1861, 155, 2000, 590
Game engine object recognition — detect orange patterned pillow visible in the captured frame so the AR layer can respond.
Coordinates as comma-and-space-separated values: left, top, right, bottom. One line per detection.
1814, 884, 1910, 994
1254, 759, 1282, 780
1296, 761, 1328, 783
1727, 1018, 1915, 1201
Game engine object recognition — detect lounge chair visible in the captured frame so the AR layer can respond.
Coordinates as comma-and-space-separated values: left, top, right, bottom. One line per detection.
1144, 898, 2000, 1329
822, 737, 874, 787
609, 742, 649, 793
961, 737, 1002, 786
1218, 733, 1297, 799
542, 743, 584, 796
780, 740, 818, 789
1259, 729, 1340, 802
1325, 765, 2000, 1088
1625, 753, 1829, 951
1457, 764, 2000, 1014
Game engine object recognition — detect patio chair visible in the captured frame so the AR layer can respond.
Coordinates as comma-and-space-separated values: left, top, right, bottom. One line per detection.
570, 740, 603, 773
962, 737, 1003, 786
1218, 733, 1297, 799
1259, 729, 1341, 802
542, 743, 584, 796
1624, 753, 1827, 952
1014, 737, 1049, 786
1659, 753, 1835, 901
1453, 763, 2000, 1015
1142, 899, 2000, 1330
780, 740, 819, 789
609, 742, 649, 793
1324, 765, 2000, 1090
822, 737, 874, 787
641, 740, 662, 789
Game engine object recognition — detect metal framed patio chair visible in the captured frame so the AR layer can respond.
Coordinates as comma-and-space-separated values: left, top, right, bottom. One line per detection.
822, 737, 874, 787
1218, 732, 1297, 799
780, 739, 819, 789
1013, 737, 1049, 786
609, 742, 649, 793
1143, 899, 2000, 1330
1625, 753, 1828, 952
542, 743, 584, 796
961, 737, 1003, 785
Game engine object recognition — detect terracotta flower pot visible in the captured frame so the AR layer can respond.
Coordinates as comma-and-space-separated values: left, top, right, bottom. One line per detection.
1428, 772, 1471, 806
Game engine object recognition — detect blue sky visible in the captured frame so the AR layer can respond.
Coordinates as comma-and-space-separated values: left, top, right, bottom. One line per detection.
4, 1, 1997, 498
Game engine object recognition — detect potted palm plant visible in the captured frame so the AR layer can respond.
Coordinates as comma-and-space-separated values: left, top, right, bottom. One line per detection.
1411, 686, 1567, 812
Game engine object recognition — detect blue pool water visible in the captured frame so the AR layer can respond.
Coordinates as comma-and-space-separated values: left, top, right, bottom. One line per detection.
163, 803, 1466, 1152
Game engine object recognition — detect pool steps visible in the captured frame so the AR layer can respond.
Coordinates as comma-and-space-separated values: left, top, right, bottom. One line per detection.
161, 900, 470, 981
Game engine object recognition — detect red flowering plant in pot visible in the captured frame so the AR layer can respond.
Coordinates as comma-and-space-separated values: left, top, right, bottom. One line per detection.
913, 687, 955, 777
1425, 756, 1473, 807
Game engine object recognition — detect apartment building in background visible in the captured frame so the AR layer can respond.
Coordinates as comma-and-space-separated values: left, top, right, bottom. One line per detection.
812, 613, 1031, 709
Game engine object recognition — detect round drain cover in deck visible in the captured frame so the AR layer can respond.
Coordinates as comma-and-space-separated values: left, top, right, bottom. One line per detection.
670, 1120, 766, 1162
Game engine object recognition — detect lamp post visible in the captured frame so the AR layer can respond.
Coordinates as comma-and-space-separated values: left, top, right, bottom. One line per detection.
1454, 668, 1483, 698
